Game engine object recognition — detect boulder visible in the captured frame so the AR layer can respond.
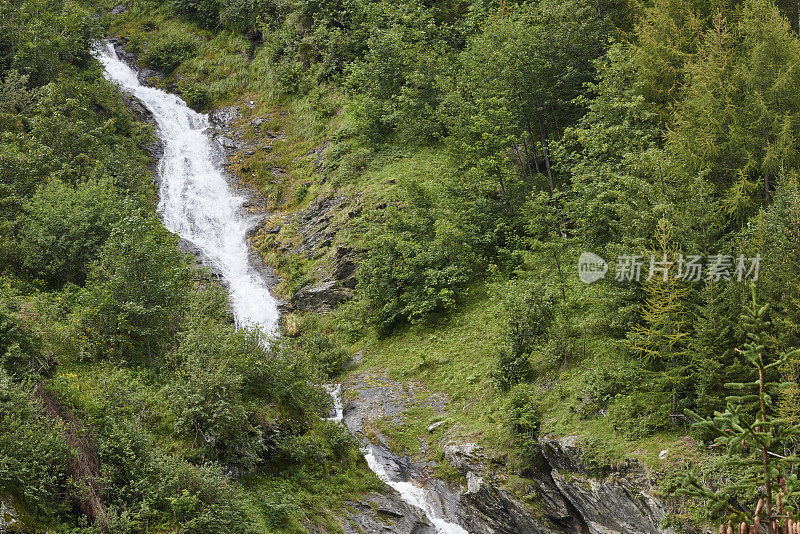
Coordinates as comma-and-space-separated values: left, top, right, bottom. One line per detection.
290, 280, 350, 313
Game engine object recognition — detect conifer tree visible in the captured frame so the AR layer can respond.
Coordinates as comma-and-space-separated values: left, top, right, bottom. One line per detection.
681, 286, 800, 533
626, 219, 692, 418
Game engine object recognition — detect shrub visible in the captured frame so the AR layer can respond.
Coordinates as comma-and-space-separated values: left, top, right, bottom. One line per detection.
275, 420, 359, 470
171, 360, 260, 470
170, 0, 221, 28
606, 390, 671, 439
507, 385, 541, 459
20, 178, 123, 287
0, 369, 73, 515
179, 81, 212, 111
79, 212, 190, 365
494, 283, 556, 389
0, 303, 44, 379
141, 32, 200, 73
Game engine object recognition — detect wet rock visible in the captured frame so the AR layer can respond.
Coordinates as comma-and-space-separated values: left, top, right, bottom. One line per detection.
177, 239, 227, 288
443, 442, 484, 474
216, 135, 238, 151
210, 106, 240, 127
342, 492, 435, 534
342, 372, 412, 441
117, 92, 164, 172
137, 68, 165, 85
342, 372, 579, 534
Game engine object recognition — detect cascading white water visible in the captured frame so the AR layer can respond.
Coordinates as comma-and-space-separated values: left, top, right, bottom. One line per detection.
363, 445, 469, 534
96, 42, 279, 332
325, 386, 468, 534
98, 41, 467, 534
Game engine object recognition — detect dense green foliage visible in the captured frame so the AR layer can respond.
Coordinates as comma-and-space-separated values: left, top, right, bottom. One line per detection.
9, 0, 800, 529
0, 1, 375, 531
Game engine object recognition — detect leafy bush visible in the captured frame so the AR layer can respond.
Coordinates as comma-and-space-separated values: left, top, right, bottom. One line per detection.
290, 317, 350, 378
179, 81, 212, 110
606, 389, 672, 439
275, 420, 359, 470
494, 283, 556, 389
20, 178, 123, 287
573, 367, 627, 418
153, 457, 256, 533
141, 32, 200, 73
79, 212, 190, 365
507, 384, 541, 459
171, 356, 259, 470
0, 369, 73, 515
357, 183, 474, 332
170, 0, 221, 28
0, 303, 44, 378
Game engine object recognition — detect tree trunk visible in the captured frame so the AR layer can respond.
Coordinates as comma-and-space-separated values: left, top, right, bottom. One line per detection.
760, 362, 775, 534
537, 117, 555, 196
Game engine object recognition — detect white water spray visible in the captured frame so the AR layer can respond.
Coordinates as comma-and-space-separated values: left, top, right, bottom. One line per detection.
362, 445, 469, 534
98, 41, 467, 534
96, 42, 279, 331
325, 385, 468, 534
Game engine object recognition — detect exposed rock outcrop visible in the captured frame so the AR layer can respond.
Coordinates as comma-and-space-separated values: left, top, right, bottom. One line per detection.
339, 370, 675, 534
256, 195, 360, 313
342, 491, 435, 534
290, 279, 350, 313
0, 497, 20, 533
541, 437, 672, 534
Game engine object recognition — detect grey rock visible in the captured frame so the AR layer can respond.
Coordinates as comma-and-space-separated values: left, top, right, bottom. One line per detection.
427, 420, 446, 433
0, 498, 19, 533
177, 239, 228, 287
466, 472, 482, 494
117, 92, 164, 172
110, 4, 128, 13
289, 279, 350, 313
216, 135, 238, 150
349, 350, 365, 367
342, 492, 434, 534
443, 442, 484, 474
137, 68, 165, 85
210, 106, 240, 127
541, 436, 673, 534
333, 245, 358, 289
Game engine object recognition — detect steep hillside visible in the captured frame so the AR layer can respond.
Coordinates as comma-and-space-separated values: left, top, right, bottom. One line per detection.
6, 0, 800, 532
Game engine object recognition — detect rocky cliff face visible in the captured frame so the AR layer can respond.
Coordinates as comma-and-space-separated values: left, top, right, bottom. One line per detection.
338, 371, 676, 534
541, 437, 672, 534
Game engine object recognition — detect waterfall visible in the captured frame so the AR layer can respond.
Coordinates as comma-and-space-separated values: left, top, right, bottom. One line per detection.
97, 41, 468, 534
325, 386, 469, 534
96, 42, 279, 332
